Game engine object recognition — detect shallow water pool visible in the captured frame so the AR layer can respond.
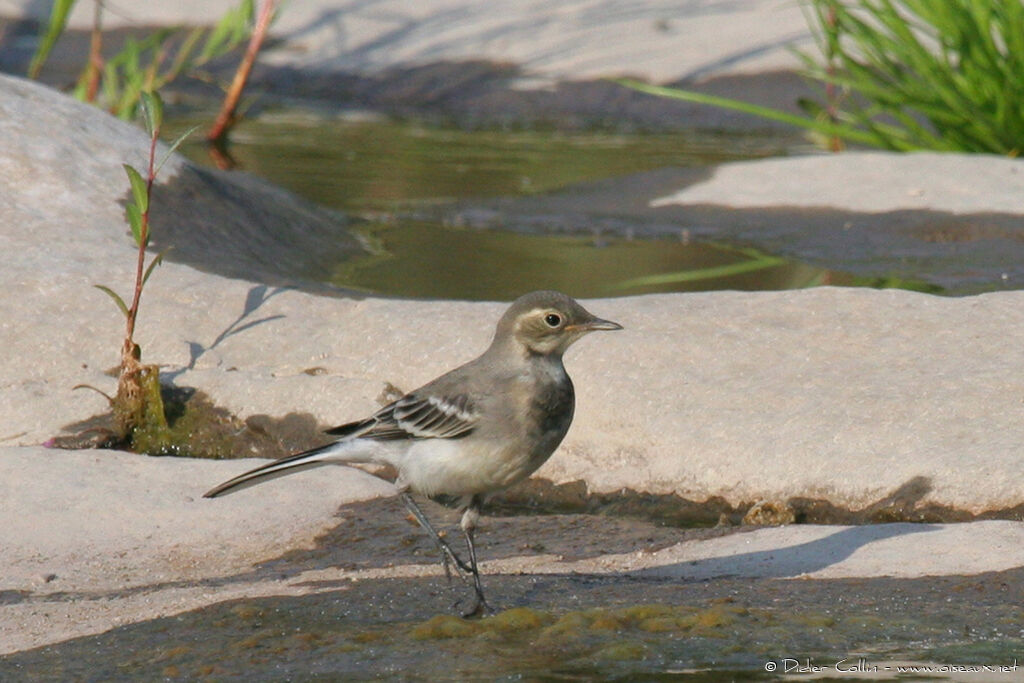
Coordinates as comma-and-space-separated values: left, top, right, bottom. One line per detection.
165, 110, 901, 299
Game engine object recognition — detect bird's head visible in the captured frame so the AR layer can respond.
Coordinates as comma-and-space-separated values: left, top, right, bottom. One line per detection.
493, 290, 622, 357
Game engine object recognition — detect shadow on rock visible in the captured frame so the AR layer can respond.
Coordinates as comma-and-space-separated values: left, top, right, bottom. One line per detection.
148, 163, 369, 294
637, 522, 940, 581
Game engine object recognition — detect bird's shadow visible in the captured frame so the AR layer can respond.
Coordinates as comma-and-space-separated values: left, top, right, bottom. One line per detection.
162, 284, 287, 383
254, 474, 966, 586
633, 522, 940, 581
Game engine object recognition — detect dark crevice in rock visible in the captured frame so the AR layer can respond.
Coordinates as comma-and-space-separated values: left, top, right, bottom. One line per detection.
488, 475, 1024, 527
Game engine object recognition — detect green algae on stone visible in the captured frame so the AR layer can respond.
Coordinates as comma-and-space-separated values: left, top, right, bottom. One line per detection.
586, 611, 627, 632
229, 604, 263, 621
350, 630, 389, 644
684, 605, 739, 630
484, 607, 553, 633
614, 604, 677, 621
411, 615, 480, 640
594, 640, 649, 661
412, 608, 554, 641
55, 385, 328, 459
637, 616, 682, 633
796, 613, 837, 629
233, 628, 282, 651
538, 611, 591, 641
118, 364, 172, 454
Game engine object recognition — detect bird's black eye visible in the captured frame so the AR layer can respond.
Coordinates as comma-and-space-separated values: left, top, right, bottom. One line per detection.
544, 313, 562, 327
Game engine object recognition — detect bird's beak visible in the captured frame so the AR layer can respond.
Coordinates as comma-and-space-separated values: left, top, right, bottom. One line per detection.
571, 317, 623, 332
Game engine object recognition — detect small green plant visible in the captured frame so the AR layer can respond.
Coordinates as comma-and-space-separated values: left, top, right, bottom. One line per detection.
620, 0, 1024, 155
93, 91, 197, 451
28, 0, 254, 120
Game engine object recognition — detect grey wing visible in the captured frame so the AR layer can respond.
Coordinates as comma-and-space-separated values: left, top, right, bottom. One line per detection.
325, 393, 478, 440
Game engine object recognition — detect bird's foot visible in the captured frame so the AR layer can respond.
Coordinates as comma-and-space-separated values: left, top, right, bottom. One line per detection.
456, 594, 493, 619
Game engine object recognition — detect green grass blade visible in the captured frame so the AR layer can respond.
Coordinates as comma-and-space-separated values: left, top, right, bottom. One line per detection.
94, 284, 129, 318
616, 78, 884, 147
613, 253, 787, 289
165, 27, 205, 81
199, 0, 254, 62
27, 0, 78, 79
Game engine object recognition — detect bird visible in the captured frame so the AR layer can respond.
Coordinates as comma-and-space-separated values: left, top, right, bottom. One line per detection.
204, 290, 622, 617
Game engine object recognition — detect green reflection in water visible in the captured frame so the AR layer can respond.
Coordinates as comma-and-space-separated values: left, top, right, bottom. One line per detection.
169, 109, 795, 212
336, 221, 840, 300
167, 111, 939, 299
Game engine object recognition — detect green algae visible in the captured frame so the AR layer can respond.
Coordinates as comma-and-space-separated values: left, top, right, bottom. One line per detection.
411, 615, 479, 640
54, 385, 327, 459
413, 603, 760, 646
8, 584, 1024, 680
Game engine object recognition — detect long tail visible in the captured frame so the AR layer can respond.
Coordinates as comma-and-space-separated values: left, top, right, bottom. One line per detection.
203, 440, 362, 498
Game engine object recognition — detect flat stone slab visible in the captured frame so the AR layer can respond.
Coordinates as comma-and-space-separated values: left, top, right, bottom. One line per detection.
0, 447, 394, 653
2, 68, 1024, 657
0, 0, 808, 82
457, 161, 1024, 293
4, 445, 1023, 654
631, 521, 1024, 580
2, 74, 1024, 505
652, 151, 1024, 215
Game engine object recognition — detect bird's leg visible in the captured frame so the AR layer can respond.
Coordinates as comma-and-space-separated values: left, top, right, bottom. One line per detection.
458, 495, 492, 618
399, 491, 472, 580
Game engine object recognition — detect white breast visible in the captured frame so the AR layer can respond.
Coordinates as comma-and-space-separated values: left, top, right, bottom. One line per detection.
392, 438, 531, 498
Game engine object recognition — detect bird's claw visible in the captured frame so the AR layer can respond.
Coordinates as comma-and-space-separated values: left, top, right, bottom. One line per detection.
456, 594, 493, 619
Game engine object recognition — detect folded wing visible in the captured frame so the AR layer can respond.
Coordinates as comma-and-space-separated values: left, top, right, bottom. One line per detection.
326, 393, 477, 440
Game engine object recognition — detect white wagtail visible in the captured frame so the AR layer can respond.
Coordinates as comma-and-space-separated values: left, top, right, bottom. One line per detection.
204, 290, 622, 617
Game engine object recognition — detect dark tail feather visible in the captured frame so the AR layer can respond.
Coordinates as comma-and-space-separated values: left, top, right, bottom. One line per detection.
203, 441, 345, 498
324, 415, 374, 438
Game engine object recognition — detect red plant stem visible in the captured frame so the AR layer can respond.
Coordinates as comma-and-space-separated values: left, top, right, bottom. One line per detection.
124, 128, 160, 349
207, 0, 276, 145
84, 0, 103, 102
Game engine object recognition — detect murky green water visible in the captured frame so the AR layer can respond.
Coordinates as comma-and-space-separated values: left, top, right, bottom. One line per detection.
171, 109, 792, 211
165, 110, 884, 299
334, 221, 844, 299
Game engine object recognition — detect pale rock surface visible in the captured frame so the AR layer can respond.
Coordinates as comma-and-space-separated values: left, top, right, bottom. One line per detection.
553, 520, 1024, 580
0, 446, 396, 654
4, 444, 1023, 654
4, 71, 1024, 513
2, 65, 1024, 653
0, 0, 808, 82
653, 151, 1024, 215
0, 448, 393, 591
0, 73, 362, 444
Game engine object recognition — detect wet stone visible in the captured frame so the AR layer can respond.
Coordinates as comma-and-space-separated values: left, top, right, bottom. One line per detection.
6, 568, 1024, 679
